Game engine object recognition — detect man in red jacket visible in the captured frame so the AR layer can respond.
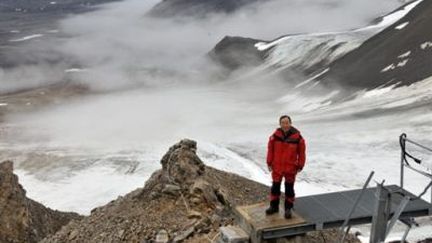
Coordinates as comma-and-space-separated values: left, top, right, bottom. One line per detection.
265, 115, 306, 219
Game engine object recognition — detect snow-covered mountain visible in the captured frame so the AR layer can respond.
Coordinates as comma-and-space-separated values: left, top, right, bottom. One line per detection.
211, 0, 425, 89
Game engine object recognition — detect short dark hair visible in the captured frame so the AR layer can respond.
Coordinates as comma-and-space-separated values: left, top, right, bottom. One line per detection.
279, 115, 292, 123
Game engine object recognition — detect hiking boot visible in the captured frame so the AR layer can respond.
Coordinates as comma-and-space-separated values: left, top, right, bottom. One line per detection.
284, 208, 292, 219
265, 200, 279, 215
284, 200, 293, 219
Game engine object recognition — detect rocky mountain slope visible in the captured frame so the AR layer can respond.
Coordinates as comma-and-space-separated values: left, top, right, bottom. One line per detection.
0, 161, 81, 243
318, 0, 432, 89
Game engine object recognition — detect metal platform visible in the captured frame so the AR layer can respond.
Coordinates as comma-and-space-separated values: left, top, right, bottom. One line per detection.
234, 185, 432, 242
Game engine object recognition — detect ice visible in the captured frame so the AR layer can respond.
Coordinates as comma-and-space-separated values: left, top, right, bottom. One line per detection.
256, 33, 364, 72
15, 163, 149, 215
9, 34, 44, 42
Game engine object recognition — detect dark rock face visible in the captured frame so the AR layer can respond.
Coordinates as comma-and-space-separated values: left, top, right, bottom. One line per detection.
319, 0, 432, 90
147, 0, 267, 18
209, 36, 266, 70
0, 160, 82, 243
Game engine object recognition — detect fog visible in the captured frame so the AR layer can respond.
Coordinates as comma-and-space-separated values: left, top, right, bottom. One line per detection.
0, 0, 402, 92
4, 0, 431, 217
0, 0, 407, 164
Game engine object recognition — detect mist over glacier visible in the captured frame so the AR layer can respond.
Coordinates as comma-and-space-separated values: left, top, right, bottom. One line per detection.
1, 4, 431, 241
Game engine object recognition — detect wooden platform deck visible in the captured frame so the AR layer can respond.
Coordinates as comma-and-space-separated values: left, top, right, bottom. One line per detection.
234, 185, 431, 243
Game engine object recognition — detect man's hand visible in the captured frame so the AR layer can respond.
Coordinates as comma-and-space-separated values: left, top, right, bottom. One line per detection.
268, 165, 272, 172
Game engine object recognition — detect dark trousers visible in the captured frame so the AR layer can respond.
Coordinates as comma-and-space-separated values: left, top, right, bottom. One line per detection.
269, 171, 296, 209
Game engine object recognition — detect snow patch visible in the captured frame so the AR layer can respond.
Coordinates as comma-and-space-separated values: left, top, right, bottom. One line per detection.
398, 51, 411, 59
295, 68, 329, 89
395, 21, 409, 30
255, 37, 291, 51
9, 34, 43, 42
0, 103, 8, 106
381, 64, 396, 73
397, 58, 409, 67
381, 58, 409, 73
362, 84, 398, 98
356, 0, 422, 31
370, 1, 421, 28
420, 41, 432, 50
65, 68, 87, 73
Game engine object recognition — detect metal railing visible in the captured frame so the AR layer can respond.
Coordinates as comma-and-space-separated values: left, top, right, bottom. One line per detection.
339, 134, 432, 243
399, 133, 432, 204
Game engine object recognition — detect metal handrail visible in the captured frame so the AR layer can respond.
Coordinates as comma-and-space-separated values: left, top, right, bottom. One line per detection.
399, 133, 432, 204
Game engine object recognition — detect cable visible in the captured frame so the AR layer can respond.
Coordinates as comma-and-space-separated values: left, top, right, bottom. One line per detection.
399, 134, 422, 166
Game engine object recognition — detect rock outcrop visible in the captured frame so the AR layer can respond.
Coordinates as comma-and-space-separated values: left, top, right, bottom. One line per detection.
0, 160, 82, 243
209, 36, 266, 70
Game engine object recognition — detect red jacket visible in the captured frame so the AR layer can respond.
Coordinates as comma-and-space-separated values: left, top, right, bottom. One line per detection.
267, 126, 306, 174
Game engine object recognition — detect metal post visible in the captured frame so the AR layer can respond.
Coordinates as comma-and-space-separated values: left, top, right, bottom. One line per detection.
339, 171, 374, 243
370, 183, 390, 243
430, 178, 432, 204
430, 179, 432, 214
400, 134, 406, 189
385, 196, 410, 238
399, 218, 416, 243
401, 224, 411, 243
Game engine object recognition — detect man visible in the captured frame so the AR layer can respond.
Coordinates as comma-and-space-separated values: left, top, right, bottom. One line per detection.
265, 115, 306, 219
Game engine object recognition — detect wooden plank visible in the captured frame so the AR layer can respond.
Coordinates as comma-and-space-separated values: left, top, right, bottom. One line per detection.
236, 202, 307, 231
235, 202, 307, 243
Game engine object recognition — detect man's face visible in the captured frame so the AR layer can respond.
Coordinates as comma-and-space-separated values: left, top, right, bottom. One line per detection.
280, 117, 291, 131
